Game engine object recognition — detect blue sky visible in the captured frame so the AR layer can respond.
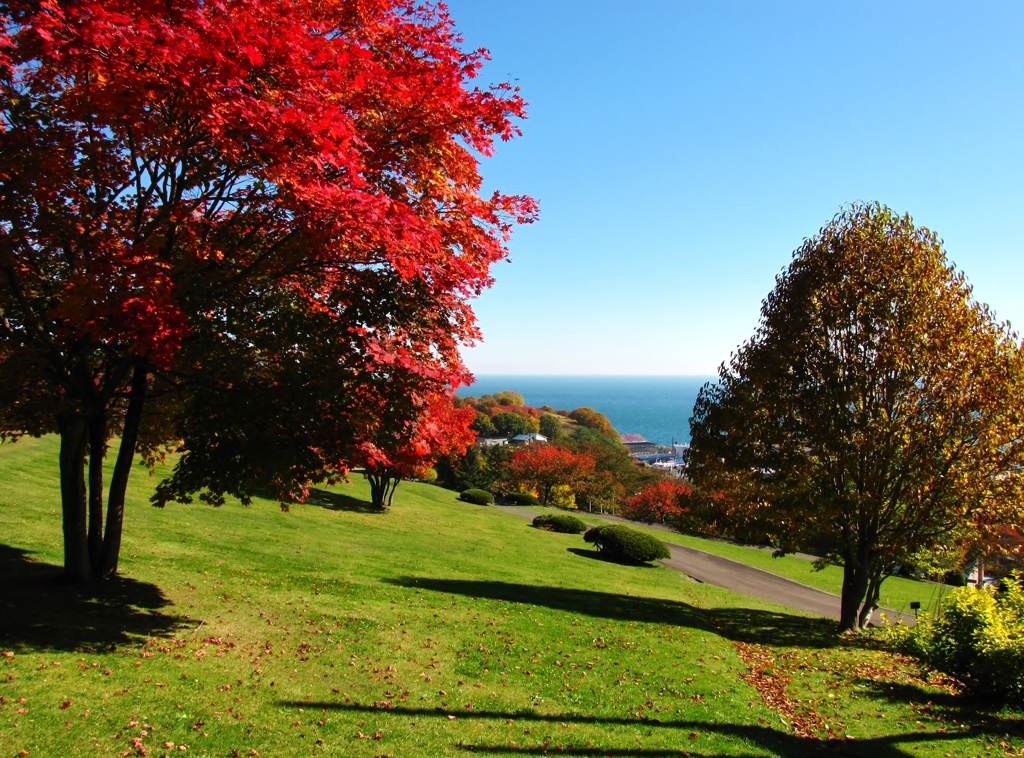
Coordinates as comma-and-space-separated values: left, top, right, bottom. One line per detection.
446, 0, 1024, 376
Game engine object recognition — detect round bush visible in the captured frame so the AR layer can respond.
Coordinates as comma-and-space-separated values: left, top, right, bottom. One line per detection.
583, 524, 670, 563
887, 577, 1024, 705
533, 513, 587, 534
506, 492, 540, 506
460, 488, 495, 505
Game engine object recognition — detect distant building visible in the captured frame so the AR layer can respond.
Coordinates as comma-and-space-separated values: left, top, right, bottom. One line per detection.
620, 433, 658, 455
511, 433, 548, 446
672, 443, 689, 458
476, 435, 509, 447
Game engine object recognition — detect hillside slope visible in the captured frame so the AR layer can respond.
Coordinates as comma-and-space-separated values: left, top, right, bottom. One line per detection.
0, 436, 1014, 757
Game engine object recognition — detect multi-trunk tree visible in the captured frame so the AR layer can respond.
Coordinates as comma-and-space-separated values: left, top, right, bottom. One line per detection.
0, 0, 535, 582
687, 203, 1024, 632
355, 393, 476, 511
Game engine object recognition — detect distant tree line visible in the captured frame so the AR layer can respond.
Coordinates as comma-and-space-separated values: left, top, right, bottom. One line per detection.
434, 397, 666, 509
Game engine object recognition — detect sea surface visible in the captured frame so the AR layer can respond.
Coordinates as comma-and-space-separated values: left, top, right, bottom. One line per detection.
458, 375, 716, 447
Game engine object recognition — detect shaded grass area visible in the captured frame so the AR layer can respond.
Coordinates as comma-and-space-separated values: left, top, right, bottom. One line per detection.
0, 436, 1019, 757
525, 506, 950, 616
0, 543, 185, 651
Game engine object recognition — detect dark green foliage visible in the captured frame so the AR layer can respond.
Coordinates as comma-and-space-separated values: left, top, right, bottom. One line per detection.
492, 411, 529, 439
436, 443, 512, 494
533, 513, 587, 534
539, 414, 564, 441
435, 444, 486, 491
459, 488, 495, 505
583, 524, 670, 563
944, 570, 968, 587
472, 411, 497, 435
506, 492, 540, 505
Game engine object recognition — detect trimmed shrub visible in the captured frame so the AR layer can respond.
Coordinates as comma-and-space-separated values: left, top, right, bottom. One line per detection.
886, 575, 1024, 705
533, 513, 587, 534
506, 492, 540, 506
460, 488, 495, 505
583, 524, 670, 563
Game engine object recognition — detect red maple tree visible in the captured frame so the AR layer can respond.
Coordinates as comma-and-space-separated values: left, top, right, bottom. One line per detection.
0, 0, 535, 581
507, 445, 597, 505
355, 392, 476, 510
623, 480, 693, 524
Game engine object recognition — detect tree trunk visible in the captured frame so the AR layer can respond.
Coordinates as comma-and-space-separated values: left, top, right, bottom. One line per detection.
367, 472, 389, 510
58, 412, 92, 583
858, 570, 884, 629
839, 558, 869, 632
385, 476, 401, 508
96, 363, 148, 578
87, 415, 107, 568
976, 556, 985, 588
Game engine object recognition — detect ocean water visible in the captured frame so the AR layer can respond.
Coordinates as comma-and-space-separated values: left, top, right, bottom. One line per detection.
457, 375, 716, 447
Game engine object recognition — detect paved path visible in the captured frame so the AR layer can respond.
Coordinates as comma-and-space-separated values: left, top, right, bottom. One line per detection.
499, 506, 915, 626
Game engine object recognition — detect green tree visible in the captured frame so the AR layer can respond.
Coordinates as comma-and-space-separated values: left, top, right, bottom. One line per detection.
472, 412, 497, 436
492, 412, 529, 439
539, 414, 565, 441
687, 203, 1024, 632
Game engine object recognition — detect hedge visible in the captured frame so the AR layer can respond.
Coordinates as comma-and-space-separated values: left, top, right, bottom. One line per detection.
533, 513, 587, 534
506, 492, 540, 506
583, 524, 670, 563
459, 488, 495, 505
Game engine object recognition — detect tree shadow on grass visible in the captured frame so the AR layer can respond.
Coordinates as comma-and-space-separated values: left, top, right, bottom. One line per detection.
303, 487, 382, 514
854, 677, 1024, 739
567, 546, 661, 567
0, 543, 187, 652
704, 607, 858, 650
381, 578, 1022, 750
389, 576, 711, 633
388, 576, 863, 651
278, 700, 962, 758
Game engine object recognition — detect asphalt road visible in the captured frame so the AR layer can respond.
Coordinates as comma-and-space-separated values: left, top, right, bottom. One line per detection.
500, 505, 915, 626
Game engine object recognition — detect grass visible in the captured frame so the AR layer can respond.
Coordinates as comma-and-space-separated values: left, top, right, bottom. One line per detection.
0, 436, 1020, 757
533, 506, 951, 616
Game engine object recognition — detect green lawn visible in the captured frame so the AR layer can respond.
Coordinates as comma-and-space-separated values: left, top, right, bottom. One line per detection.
527, 506, 951, 616
0, 436, 1018, 757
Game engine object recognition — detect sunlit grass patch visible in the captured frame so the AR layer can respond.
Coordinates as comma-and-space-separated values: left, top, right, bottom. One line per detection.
0, 436, 1019, 757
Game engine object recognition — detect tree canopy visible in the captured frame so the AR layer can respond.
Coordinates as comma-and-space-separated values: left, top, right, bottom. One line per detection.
686, 203, 1024, 632
491, 411, 530, 439
507, 445, 597, 505
0, 0, 535, 581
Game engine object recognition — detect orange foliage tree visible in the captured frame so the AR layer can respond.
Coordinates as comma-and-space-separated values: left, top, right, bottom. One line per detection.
507, 445, 596, 505
623, 480, 693, 524
688, 203, 1024, 632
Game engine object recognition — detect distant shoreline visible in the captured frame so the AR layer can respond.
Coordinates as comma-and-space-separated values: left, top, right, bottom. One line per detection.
457, 375, 716, 447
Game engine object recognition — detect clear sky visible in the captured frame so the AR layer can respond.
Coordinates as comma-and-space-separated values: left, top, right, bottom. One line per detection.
446, 0, 1024, 376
